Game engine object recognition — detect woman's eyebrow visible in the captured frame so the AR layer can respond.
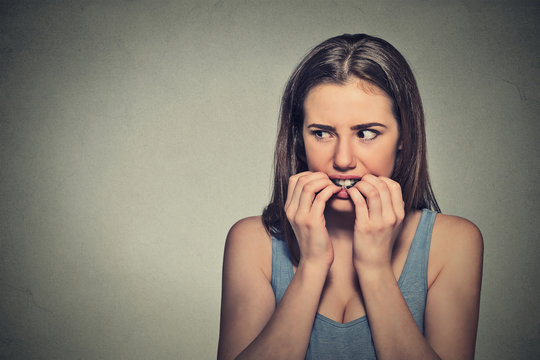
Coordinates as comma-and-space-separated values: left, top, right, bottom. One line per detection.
306, 122, 387, 131
351, 122, 387, 130
307, 124, 335, 131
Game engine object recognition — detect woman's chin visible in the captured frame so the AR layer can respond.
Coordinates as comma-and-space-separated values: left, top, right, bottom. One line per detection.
327, 196, 355, 212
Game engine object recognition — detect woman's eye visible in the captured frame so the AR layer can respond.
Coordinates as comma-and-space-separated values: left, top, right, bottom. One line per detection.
358, 130, 378, 141
313, 130, 331, 139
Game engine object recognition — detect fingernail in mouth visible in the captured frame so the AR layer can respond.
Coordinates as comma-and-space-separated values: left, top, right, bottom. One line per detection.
331, 178, 360, 189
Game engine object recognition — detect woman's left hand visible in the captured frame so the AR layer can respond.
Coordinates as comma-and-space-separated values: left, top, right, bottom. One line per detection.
347, 174, 405, 271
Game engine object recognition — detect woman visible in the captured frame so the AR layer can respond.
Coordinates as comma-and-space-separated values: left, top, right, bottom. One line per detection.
218, 34, 483, 360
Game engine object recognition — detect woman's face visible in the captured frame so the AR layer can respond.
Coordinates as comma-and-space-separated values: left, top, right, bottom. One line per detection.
302, 79, 401, 212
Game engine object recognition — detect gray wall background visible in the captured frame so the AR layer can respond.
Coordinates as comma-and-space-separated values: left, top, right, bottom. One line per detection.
1, 0, 538, 359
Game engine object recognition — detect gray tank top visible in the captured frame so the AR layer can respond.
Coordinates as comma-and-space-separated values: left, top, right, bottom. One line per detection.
271, 208, 437, 359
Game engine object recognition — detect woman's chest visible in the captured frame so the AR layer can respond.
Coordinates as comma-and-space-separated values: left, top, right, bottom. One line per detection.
314, 244, 411, 323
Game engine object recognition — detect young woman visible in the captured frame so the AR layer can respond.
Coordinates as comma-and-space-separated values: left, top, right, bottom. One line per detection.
218, 34, 483, 360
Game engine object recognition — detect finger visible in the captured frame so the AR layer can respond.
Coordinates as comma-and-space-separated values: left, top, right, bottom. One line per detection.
311, 183, 342, 215
354, 178, 382, 219
361, 174, 394, 222
347, 186, 369, 223
285, 171, 311, 209
285, 171, 316, 215
379, 177, 405, 222
297, 177, 339, 216
286, 172, 328, 216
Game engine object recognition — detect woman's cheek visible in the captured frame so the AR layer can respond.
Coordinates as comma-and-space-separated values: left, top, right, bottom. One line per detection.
367, 149, 397, 177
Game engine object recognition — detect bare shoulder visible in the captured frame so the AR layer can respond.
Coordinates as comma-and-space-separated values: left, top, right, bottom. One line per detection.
425, 214, 483, 358
226, 216, 272, 253
219, 217, 275, 359
432, 213, 483, 250
227, 215, 270, 241
428, 213, 484, 286
224, 216, 273, 280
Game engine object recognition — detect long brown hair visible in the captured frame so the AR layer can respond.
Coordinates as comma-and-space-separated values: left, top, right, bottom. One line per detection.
262, 34, 439, 264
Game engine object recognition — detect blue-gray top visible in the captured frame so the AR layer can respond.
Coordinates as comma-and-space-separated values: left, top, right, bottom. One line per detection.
271, 208, 437, 359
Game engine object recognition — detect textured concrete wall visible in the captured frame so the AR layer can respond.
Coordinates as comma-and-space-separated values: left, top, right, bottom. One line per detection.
1, 0, 538, 359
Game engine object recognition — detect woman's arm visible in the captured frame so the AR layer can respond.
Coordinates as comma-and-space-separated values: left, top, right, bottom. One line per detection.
356, 216, 482, 360
356, 266, 442, 359
424, 215, 483, 359
348, 176, 483, 359
218, 172, 341, 360
217, 217, 329, 360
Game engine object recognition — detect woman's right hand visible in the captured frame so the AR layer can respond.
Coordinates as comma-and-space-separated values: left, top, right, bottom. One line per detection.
284, 171, 341, 269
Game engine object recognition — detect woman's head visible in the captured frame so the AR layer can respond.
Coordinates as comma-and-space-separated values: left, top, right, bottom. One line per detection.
263, 34, 439, 261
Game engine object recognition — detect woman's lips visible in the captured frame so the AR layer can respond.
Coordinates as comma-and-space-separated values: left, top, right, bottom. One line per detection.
335, 188, 350, 199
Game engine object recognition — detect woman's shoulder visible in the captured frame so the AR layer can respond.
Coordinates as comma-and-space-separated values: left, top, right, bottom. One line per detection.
224, 216, 273, 280
432, 212, 483, 247
428, 212, 483, 284
226, 215, 272, 244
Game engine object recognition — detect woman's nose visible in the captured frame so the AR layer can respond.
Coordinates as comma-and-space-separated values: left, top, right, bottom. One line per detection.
333, 139, 356, 170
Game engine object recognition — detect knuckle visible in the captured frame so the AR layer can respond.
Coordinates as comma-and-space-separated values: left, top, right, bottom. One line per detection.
289, 172, 307, 185
355, 201, 367, 211
366, 188, 379, 198
285, 209, 294, 221
385, 215, 397, 226
304, 219, 316, 230
288, 174, 298, 183
361, 225, 374, 234
293, 214, 306, 225
374, 178, 385, 188
297, 177, 308, 187
304, 183, 316, 193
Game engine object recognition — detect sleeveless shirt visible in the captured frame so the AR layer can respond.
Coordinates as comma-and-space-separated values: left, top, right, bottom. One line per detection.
271, 208, 437, 359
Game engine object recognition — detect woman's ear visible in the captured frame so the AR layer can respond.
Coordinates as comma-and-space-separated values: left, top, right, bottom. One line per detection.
398, 141, 403, 151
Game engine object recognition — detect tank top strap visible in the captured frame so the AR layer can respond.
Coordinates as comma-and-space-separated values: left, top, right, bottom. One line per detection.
397, 208, 437, 293
271, 236, 294, 305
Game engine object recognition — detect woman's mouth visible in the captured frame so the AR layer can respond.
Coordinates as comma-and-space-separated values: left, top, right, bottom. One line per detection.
330, 178, 360, 189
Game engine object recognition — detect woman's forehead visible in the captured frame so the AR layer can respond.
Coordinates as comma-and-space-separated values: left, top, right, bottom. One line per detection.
303, 81, 394, 123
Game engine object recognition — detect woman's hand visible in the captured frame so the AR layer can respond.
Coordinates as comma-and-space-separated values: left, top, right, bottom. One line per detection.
347, 174, 405, 271
285, 171, 341, 269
